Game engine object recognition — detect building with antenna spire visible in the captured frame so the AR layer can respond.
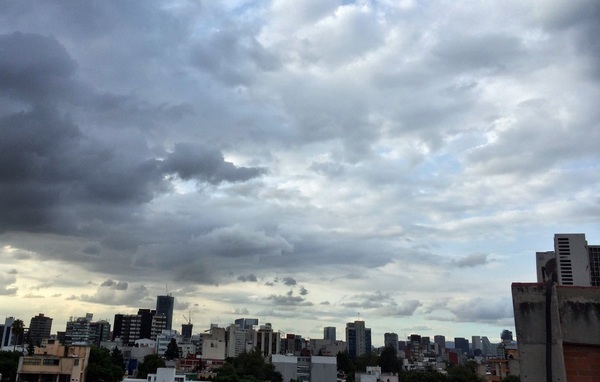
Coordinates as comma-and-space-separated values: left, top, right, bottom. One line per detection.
156, 294, 174, 331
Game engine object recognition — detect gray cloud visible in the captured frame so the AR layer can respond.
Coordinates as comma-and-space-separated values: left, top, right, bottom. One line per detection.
452, 253, 490, 268
237, 274, 258, 282
0, 0, 596, 342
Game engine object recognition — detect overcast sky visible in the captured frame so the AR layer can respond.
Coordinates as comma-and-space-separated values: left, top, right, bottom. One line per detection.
1, 0, 599, 346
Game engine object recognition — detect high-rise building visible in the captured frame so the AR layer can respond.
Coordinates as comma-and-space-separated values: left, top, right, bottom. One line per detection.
28, 313, 53, 346
65, 315, 92, 345
536, 233, 599, 286
384, 332, 399, 352
471, 336, 482, 355
1, 317, 16, 348
434, 335, 445, 356
323, 326, 336, 342
346, 321, 371, 359
89, 320, 111, 346
234, 318, 258, 330
156, 295, 174, 331
454, 337, 469, 355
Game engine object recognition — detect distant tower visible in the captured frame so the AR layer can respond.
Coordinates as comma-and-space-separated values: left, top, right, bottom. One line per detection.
324, 326, 336, 342
346, 320, 371, 359
28, 313, 53, 346
384, 332, 399, 352
156, 295, 174, 331
434, 335, 446, 356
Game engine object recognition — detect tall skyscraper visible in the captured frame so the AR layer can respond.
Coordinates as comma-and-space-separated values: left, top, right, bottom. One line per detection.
156, 295, 174, 331
28, 313, 53, 346
346, 321, 371, 359
434, 335, 445, 356
471, 336, 482, 355
324, 326, 336, 342
589, 245, 600, 286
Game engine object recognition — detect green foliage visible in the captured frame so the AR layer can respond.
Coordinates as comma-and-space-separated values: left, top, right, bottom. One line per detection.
378, 347, 401, 374
355, 352, 379, 372
0, 351, 21, 382
214, 350, 282, 382
137, 354, 166, 379
164, 338, 180, 360
10, 319, 24, 351
445, 361, 484, 382
26, 342, 35, 356
400, 370, 448, 382
110, 347, 125, 370
336, 351, 356, 382
86, 346, 126, 382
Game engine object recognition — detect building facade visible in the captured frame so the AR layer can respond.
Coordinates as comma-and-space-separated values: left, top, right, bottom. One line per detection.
346, 321, 371, 359
156, 295, 175, 331
28, 314, 53, 347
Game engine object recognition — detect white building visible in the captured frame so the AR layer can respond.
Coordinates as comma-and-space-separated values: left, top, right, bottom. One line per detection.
536, 233, 597, 286
270, 354, 337, 382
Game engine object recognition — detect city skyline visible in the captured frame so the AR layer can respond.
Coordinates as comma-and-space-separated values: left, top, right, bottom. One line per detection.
1, 1, 599, 346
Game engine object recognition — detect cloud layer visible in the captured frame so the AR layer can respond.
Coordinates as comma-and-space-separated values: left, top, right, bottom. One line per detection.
0, 0, 598, 344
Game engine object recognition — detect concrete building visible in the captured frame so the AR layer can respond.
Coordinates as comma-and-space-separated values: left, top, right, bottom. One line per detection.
270, 354, 336, 382
433, 335, 445, 357
234, 318, 258, 330
356, 366, 399, 382
17, 340, 90, 382
156, 295, 174, 331
1, 317, 16, 350
226, 324, 253, 358
323, 327, 336, 342
512, 283, 600, 381
255, 323, 280, 357
64, 315, 92, 345
28, 314, 53, 347
454, 337, 469, 356
346, 321, 371, 359
536, 233, 599, 287
384, 333, 399, 352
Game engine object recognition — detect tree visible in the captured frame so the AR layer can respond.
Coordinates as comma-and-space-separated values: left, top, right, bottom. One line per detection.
446, 361, 484, 382
86, 346, 126, 382
336, 351, 356, 382
137, 354, 166, 379
0, 351, 21, 382
355, 352, 379, 373
27, 342, 35, 356
214, 350, 282, 382
164, 338, 180, 360
110, 347, 126, 371
11, 319, 24, 351
378, 346, 401, 374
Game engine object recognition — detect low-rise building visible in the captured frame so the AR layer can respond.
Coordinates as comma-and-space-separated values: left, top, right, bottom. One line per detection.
17, 340, 90, 382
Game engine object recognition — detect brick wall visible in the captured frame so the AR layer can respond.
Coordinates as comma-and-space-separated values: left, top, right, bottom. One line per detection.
563, 344, 600, 382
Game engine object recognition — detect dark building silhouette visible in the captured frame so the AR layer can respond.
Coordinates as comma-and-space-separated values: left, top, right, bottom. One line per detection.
156, 295, 174, 331
28, 313, 52, 346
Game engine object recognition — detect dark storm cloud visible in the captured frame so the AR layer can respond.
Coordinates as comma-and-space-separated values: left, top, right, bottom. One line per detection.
0, 32, 77, 102
237, 274, 258, 282
160, 143, 266, 184
100, 279, 128, 290
0, 32, 265, 236
282, 277, 297, 286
